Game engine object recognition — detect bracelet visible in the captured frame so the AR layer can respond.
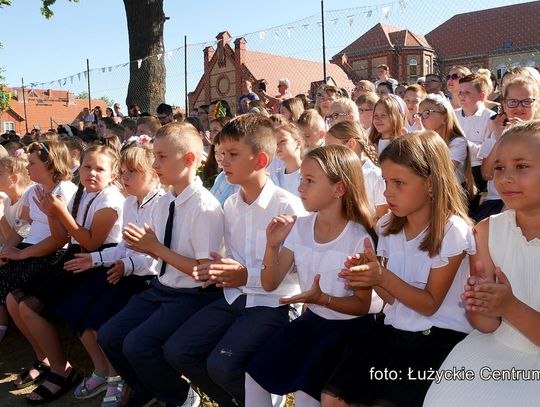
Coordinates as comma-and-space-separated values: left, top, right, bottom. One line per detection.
323, 294, 332, 307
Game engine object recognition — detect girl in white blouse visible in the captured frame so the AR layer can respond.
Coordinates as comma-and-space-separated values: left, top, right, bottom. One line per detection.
323, 131, 475, 407
246, 145, 380, 407
7, 144, 124, 405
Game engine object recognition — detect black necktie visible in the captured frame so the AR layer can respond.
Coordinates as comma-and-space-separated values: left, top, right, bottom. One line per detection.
159, 200, 175, 276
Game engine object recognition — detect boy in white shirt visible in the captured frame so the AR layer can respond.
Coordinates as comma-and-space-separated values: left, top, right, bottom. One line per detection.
97, 123, 224, 407
164, 114, 305, 406
455, 73, 494, 209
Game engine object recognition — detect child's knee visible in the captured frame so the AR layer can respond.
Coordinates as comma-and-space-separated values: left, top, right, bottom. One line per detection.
96, 321, 119, 351
207, 349, 240, 386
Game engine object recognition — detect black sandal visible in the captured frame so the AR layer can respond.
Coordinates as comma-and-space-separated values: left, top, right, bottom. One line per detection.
13, 360, 50, 390
26, 369, 82, 405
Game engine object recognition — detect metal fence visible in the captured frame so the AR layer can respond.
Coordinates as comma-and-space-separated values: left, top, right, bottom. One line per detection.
8, 0, 538, 116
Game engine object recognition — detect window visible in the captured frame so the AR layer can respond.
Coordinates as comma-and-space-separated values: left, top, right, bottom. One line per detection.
3, 122, 15, 133
409, 58, 418, 78
496, 63, 507, 80
424, 57, 431, 76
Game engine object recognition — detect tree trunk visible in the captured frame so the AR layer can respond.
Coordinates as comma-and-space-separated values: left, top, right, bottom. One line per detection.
123, 0, 166, 114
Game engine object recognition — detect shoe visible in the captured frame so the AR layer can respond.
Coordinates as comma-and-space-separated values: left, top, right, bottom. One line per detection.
13, 360, 50, 390
181, 387, 201, 407
74, 371, 108, 399
101, 376, 126, 407
166, 386, 202, 407
26, 369, 82, 405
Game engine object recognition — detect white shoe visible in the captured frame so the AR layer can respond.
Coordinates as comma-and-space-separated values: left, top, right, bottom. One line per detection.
180, 387, 201, 407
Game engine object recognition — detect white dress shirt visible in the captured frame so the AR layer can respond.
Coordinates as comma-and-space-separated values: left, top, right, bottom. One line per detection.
223, 179, 307, 308
456, 104, 493, 166
90, 187, 164, 276
156, 177, 224, 289
24, 181, 78, 244
362, 160, 386, 214
69, 184, 125, 245
284, 213, 382, 320
376, 214, 475, 333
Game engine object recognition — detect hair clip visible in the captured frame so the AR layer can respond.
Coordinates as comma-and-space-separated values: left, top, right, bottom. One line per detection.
14, 148, 26, 158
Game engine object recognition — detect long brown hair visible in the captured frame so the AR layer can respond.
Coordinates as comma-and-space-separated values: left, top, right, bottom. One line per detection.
368, 95, 406, 146
419, 95, 476, 198
305, 145, 376, 243
379, 131, 471, 256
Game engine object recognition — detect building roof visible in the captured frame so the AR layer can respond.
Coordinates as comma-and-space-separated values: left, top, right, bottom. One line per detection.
242, 49, 354, 96
425, 1, 540, 60
4, 87, 106, 132
333, 23, 432, 60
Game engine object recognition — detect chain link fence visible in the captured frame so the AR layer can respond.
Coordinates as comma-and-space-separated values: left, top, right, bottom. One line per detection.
6, 0, 537, 120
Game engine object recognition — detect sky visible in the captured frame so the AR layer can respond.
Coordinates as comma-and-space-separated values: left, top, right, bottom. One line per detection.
0, 0, 533, 108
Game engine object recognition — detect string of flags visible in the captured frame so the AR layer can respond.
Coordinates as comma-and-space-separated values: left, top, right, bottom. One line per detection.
25, 0, 407, 90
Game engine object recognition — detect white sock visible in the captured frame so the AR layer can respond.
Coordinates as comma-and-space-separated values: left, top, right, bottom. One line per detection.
0, 325, 7, 343
245, 373, 274, 407
294, 390, 321, 407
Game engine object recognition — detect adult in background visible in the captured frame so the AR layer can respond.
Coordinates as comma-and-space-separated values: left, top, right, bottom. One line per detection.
423, 73, 444, 97
261, 78, 293, 114
156, 103, 174, 125
238, 80, 259, 115
113, 103, 125, 118
374, 64, 398, 91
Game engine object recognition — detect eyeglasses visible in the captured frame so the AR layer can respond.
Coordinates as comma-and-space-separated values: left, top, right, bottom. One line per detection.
504, 98, 536, 108
39, 142, 50, 155
415, 109, 445, 120
358, 108, 373, 113
326, 112, 349, 121
426, 79, 441, 84
446, 73, 464, 81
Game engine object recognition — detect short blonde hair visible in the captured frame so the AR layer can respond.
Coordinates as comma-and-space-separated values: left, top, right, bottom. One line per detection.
121, 144, 154, 177
155, 122, 204, 164
330, 98, 359, 122
297, 109, 325, 131
0, 156, 32, 190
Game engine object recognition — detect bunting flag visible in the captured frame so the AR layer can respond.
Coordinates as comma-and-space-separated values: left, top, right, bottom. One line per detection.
287, 26, 294, 38
399, 0, 407, 11
21, 0, 408, 91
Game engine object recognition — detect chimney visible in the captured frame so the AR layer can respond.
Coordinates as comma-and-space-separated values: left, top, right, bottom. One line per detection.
204, 46, 215, 71
234, 37, 247, 65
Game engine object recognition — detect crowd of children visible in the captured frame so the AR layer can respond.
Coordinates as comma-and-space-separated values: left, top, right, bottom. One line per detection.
0, 63, 538, 407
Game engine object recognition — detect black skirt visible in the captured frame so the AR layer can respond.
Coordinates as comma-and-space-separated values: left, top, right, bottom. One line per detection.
0, 243, 65, 305
323, 323, 466, 407
12, 243, 115, 312
246, 309, 374, 400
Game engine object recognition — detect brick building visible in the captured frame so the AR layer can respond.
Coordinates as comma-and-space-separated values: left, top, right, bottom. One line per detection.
425, 1, 540, 78
331, 2, 539, 85
0, 87, 105, 135
331, 23, 435, 84
188, 31, 354, 113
